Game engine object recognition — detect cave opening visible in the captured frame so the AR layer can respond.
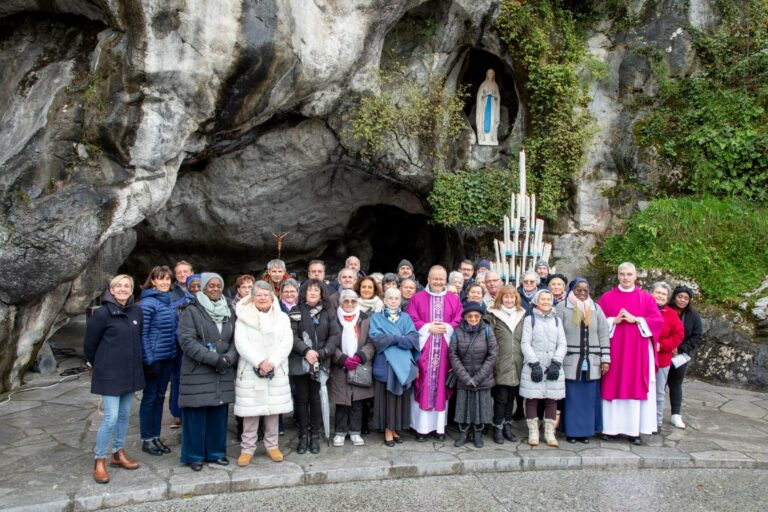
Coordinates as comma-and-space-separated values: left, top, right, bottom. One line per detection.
320, 204, 463, 284
459, 48, 519, 142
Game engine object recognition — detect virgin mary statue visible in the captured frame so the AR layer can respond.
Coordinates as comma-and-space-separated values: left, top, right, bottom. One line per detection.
476, 69, 500, 146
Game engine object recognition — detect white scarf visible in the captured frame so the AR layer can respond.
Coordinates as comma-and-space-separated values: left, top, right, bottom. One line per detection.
337, 305, 361, 357
236, 296, 280, 332
489, 306, 524, 334
358, 296, 383, 313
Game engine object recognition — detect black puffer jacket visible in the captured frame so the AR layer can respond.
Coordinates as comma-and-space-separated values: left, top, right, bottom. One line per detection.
177, 299, 238, 408
448, 321, 498, 390
84, 290, 144, 396
671, 286, 704, 356
288, 303, 341, 375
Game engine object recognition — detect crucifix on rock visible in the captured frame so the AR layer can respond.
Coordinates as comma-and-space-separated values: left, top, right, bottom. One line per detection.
271, 231, 289, 259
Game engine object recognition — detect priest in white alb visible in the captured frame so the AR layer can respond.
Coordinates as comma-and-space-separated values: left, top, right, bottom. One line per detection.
598, 262, 663, 445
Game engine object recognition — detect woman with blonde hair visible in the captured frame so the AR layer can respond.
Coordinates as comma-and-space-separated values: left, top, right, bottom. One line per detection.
485, 285, 525, 443
84, 275, 144, 483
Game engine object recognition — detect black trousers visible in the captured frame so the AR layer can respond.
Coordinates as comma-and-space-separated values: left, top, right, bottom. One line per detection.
335, 400, 364, 434
667, 362, 688, 415
291, 374, 322, 435
492, 385, 519, 424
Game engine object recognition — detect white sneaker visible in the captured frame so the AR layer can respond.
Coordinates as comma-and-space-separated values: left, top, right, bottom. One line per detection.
333, 434, 346, 447
350, 434, 365, 446
670, 414, 686, 429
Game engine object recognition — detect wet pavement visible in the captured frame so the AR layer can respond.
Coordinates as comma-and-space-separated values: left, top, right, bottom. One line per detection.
1, 316, 767, 511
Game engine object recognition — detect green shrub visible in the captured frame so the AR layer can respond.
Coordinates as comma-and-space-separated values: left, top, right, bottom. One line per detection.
428, 165, 519, 228
341, 66, 468, 172
602, 197, 768, 303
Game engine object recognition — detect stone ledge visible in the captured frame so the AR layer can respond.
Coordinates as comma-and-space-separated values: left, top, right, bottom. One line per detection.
4, 450, 763, 512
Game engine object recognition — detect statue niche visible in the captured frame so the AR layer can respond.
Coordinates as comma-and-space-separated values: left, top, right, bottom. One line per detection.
475, 68, 500, 146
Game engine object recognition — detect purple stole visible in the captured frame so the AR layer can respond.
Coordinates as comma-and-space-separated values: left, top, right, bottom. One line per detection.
418, 293, 448, 410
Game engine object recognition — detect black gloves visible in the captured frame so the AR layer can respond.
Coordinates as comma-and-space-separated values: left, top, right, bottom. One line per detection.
529, 362, 543, 383
546, 361, 562, 381
215, 355, 231, 374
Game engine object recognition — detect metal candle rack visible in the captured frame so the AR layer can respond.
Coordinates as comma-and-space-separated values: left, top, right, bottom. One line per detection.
492, 149, 552, 287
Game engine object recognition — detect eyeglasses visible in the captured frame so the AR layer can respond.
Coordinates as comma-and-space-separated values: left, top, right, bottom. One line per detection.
523, 280, 536, 284
341, 300, 357, 305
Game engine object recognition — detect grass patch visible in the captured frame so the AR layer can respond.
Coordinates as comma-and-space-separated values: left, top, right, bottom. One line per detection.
602, 197, 768, 304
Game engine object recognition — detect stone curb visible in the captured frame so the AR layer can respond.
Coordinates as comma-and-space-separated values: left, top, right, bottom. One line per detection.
3, 450, 761, 512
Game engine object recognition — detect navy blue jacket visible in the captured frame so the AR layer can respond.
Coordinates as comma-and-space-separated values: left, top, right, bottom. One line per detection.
84, 291, 145, 396
140, 289, 178, 364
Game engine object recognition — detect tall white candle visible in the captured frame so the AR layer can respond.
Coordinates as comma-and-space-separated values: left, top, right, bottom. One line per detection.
503, 216, 510, 255
530, 194, 536, 229
519, 149, 526, 197
512, 217, 519, 258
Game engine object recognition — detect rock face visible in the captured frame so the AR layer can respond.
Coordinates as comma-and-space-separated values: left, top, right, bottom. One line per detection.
0, 0, 756, 391
690, 310, 768, 390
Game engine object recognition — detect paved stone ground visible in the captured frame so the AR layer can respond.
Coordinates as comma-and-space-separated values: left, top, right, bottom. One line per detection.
1, 317, 767, 511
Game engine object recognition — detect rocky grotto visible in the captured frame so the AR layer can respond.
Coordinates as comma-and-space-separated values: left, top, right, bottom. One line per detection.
0, 0, 765, 392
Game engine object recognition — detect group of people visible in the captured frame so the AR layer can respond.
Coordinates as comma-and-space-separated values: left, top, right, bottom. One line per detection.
83, 256, 702, 482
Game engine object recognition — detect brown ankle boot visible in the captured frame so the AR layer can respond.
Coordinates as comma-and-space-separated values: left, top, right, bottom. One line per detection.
93, 458, 110, 483
110, 449, 139, 470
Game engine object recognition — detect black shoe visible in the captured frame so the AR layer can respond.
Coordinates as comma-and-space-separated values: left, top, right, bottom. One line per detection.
511, 411, 525, 422
580, 437, 590, 444
153, 438, 171, 454
493, 426, 504, 444
567, 437, 577, 444
502, 423, 517, 442
309, 435, 321, 454
384, 439, 396, 447
629, 436, 642, 446
415, 433, 428, 442
600, 433, 616, 441
473, 426, 484, 448
393, 436, 403, 444
434, 433, 446, 442
210, 457, 229, 466
362, 425, 370, 435
190, 462, 203, 472
297, 436, 308, 454
142, 440, 163, 456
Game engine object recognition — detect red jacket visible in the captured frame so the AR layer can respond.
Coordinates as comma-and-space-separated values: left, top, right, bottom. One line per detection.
656, 305, 684, 368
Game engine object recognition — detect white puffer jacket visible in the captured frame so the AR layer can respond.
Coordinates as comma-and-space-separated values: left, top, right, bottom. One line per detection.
234, 298, 294, 418
519, 307, 567, 400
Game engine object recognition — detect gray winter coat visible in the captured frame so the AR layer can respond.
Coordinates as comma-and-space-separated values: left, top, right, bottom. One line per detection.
519, 308, 567, 400
485, 308, 524, 387
177, 300, 238, 408
449, 322, 498, 390
556, 301, 611, 381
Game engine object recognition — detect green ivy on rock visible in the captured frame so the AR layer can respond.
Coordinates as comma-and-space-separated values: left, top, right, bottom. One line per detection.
634, 0, 768, 201
603, 197, 768, 304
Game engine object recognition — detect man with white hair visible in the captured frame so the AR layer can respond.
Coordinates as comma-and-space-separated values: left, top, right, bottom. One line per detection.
263, 259, 289, 296
345, 256, 365, 279
598, 262, 664, 445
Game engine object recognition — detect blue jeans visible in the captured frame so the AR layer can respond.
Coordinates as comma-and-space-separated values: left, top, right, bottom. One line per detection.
94, 392, 134, 458
139, 359, 173, 440
180, 404, 229, 464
